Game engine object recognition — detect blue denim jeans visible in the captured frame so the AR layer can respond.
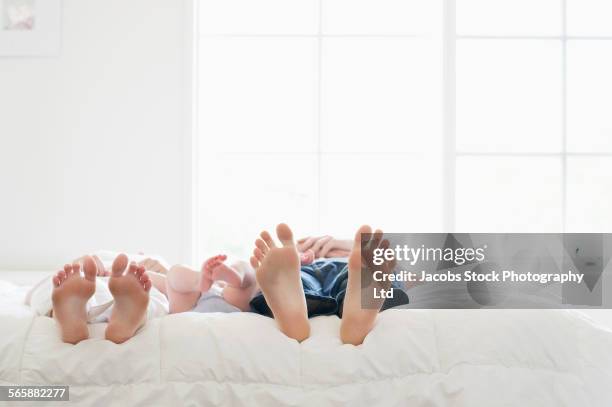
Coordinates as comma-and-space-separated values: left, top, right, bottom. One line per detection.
249, 259, 409, 318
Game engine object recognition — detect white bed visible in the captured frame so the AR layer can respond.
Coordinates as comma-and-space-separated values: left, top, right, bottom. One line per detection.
1, 278, 612, 407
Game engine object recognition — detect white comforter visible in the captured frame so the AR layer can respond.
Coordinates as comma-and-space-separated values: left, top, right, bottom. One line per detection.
1, 280, 611, 407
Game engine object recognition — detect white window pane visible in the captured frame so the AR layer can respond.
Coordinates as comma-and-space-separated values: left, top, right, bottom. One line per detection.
567, 41, 612, 153
567, 0, 612, 36
456, 157, 563, 232
456, 0, 562, 36
567, 158, 612, 232
198, 38, 317, 153
322, 0, 441, 36
199, 0, 318, 35
198, 154, 318, 260
320, 154, 443, 237
456, 40, 562, 153
321, 38, 442, 153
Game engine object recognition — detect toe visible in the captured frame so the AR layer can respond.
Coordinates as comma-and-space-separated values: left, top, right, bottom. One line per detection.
276, 223, 295, 247
260, 231, 276, 248
63, 264, 72, 275
139, 272, 150, 286
112, 254, 128, 277
254, 247, 264, 261
82, 256, 97, 282
202, 257, 213, 272
371, 229, 383, 249
93, 255, 105, 275
143, 279, 152, 292
52, 275, 60, 287
58, 270, 67, 281
128, 262, 138, 275
135, 265, 145, 278
250, 256, 259, 269
255, 239, 269, 254
72, 263, 81, 276
354, 225, 372, 248
380, 239, 390, 250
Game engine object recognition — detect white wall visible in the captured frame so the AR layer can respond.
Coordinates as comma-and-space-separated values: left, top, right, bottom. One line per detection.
0, 0, 189, 270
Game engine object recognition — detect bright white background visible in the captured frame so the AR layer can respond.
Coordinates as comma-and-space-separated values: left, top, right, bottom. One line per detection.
0, 0, 611, 272
195, 0, 612, 261
0, 0, 189, 270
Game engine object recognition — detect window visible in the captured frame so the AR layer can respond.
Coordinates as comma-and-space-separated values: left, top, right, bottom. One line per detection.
453, 0, 612, 233
194, 0, 612, 261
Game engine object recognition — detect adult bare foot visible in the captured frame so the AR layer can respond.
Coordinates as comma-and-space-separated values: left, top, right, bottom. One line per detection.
250, 224, 310, 342
106, 254, 151, 344
202, 254, 244, 288
51, 257, 97, 344
340, 226, 394, 345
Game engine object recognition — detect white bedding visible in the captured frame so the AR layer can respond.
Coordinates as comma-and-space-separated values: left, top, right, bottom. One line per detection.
1, 279, 611, 407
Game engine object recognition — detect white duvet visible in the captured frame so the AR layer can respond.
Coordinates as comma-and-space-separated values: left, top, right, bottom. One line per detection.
0, 280, 611, 407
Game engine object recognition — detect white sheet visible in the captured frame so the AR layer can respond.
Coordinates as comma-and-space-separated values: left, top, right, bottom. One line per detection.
0, 280, 611, 406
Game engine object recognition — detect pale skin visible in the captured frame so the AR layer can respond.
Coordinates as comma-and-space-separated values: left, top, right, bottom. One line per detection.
58, 247, 319, 343
150, 249, 318, 314
297, 236, 352, 259
51, 234, 367, 345
250, 223, 394, 345
51, 254, 151, 344
157, 256, 258, 314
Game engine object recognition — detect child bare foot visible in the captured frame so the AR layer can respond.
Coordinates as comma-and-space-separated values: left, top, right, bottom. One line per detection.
250, 224, 310, 342
201, 254, 243, 289
340, 226, 394, 345
105, 254, 151, 344
51, 257, 97, 344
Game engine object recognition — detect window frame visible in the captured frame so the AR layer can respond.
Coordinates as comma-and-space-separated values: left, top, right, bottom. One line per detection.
188, 0, 612, 263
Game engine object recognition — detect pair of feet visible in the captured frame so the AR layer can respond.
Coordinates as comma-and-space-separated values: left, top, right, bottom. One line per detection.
250, 223, 391, 345
51, 254, 151, 344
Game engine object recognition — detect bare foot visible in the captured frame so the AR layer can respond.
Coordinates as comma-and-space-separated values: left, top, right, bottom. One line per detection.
250, 224, 310, 342
105, 254, 151, 344
51, 257, 97, 344
340, 226, 394, 345
202, 254, 244, 288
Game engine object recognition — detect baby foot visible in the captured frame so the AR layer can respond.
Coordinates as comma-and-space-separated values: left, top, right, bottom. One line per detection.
106, 254, 151, 344
250, 224, 310, 342
201, 254, 244, 289
340, 226, 394, 345
51, 257, 97, 344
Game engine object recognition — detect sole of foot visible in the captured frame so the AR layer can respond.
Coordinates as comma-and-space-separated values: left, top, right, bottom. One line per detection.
340, 225, 392, 346
51, 257, 97, 344
250, 223, 310, 342
106, 254, 151, 344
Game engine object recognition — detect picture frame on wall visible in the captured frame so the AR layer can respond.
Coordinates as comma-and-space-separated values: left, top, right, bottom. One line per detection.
0, 0, 61, 56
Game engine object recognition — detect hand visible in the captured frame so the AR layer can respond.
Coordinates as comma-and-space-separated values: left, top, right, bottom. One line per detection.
297, 236, 352, 258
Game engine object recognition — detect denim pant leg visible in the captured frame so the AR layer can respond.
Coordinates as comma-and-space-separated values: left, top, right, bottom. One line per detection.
321, 261, 410, 317
301, 262, 342, 317
248, 261, 336, 317
249, 259, 409, 317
